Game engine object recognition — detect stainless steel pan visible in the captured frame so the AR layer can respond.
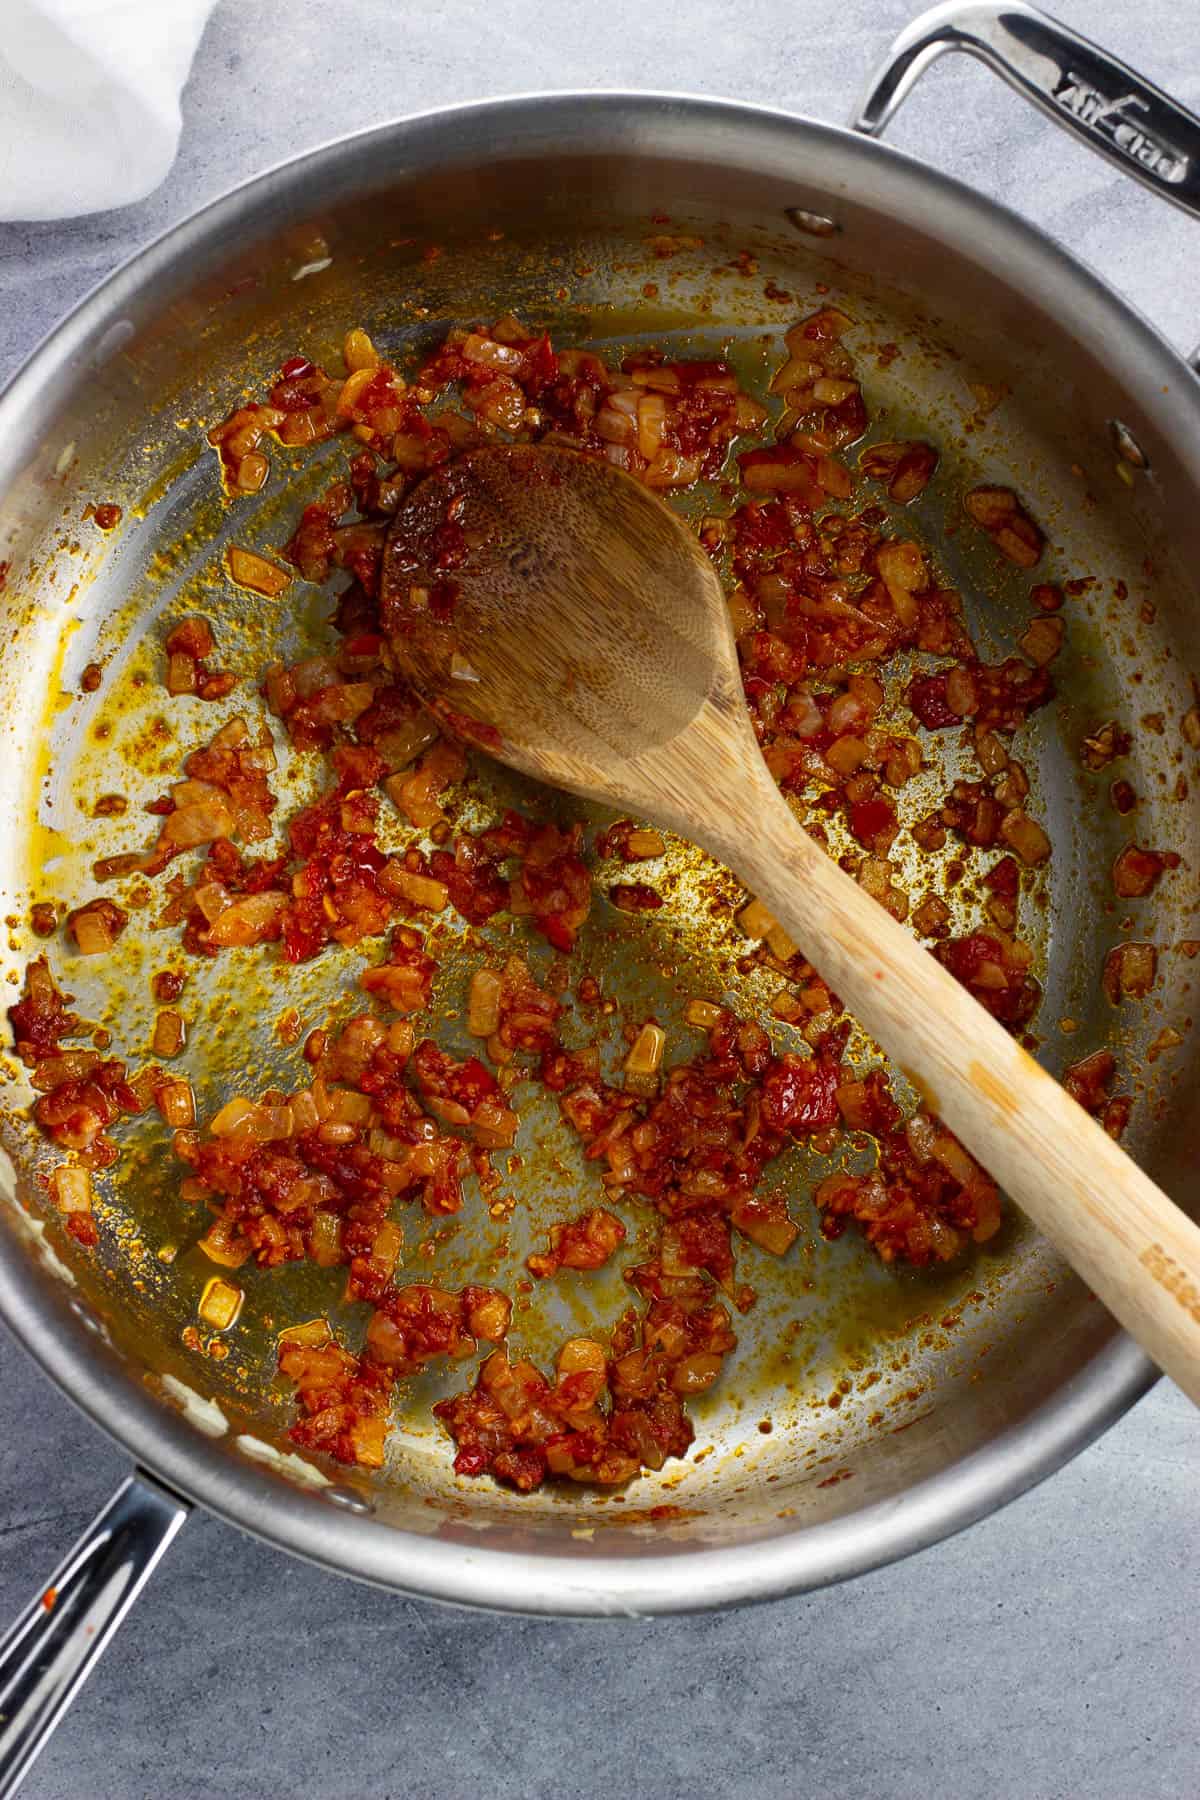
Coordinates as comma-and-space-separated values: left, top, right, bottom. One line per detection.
1, 4, 1198, 1789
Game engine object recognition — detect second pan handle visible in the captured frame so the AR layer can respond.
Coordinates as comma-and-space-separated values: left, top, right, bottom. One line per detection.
0, 1472, 188, 1798
851, 1, 1200, 226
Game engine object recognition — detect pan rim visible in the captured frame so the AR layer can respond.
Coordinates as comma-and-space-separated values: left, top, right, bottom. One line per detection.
0, 86, 1186, 1612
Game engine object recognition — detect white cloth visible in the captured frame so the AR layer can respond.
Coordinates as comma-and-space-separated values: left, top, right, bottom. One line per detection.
0, 0, 216, 220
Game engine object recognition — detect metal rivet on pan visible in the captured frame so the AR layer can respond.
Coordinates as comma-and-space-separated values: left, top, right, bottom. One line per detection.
785, 207, 841, 237
325, 1485, 375, 1516
1110, 419, 1150, 470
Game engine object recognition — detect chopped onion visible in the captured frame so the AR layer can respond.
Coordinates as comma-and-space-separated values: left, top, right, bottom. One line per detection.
730, 1197, 798, 1256
826, 690, 868, 735
930, 1130, 987, 1195
375, 715, 439, 772
51, 1165, 93, 1215
210, 715, 250, 750
152, 1011, 186, 1058
467, 968, 503, 1038
327, 1087, 372, 1127
684, 998, 722, 1029
289, 1089, 320, 1134
623, 1022, 666, 1093
371, 1221, 404, 1277
629, 366, 681, 394
277, 1317, 332, 1349
206, 891, 289, 947
825, 734, 868, 776
812, 377, 859, 404
155, 1080, 195, 1128
337, 366, 379, 415
1019, 615, 1063, 667
644, 448, 701, 488
975, 729, 1009, 777
999, 810, 1051, 866
67, 899, 127, 955
166, 650, 197, 696
234, 451, 269, 492
31, 1051, 99, 1093
227, 545, 290, 598
742, 456, 817, 494
192, 880, 234, 925
210, 1097, 277, 1140
472, 1098, 519, 1150
636, 393, 666, 460
309, 1210, 344, 1267
912, 894, 951, 937
726, 586, 759, 638
291, 656, 341, 699
1103, 941, 1157, 1002
343, 328, 380, 372
905, 1111, 939, 1163
817, 455, 853, 498
160, 795, 235, 851
379, 865, 449, 912
737, 897, 776, 941
199, 1217, 249, 1268
670, 1352, 724, 1395
198, 1276, 243, 1330
770, 355, 821, 396
462, 333, 524, 371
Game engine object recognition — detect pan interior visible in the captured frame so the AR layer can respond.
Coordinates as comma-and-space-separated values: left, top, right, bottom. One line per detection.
0, 122, 1196, 1568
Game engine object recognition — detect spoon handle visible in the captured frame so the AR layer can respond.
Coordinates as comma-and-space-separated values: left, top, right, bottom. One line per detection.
727, 770, 1200, 1404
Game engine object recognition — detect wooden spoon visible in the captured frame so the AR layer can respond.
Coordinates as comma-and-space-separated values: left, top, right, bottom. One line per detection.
382, 443, 1200, 1403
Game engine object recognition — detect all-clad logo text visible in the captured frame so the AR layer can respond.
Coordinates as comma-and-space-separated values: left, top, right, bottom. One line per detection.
1053, 71, 1189, 184
1140, 1242, 1200, 1323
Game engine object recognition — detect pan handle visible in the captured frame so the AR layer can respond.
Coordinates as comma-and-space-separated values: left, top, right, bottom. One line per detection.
0, 1472, 188, 1798
851, 1, 1200, 226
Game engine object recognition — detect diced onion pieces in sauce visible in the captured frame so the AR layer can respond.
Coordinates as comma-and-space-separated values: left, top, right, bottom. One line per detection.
1019, 615, 1063, 667
205, 892, 290, 948
67, 899, 127, 955
380, 866, 449, 912
684, 999, 723, 1030
527, 1208, 626, 1279
51, 1165, 93, 1215
343, 329, 380, 373
467, 968, 503, 1038
227, 545, 291, 597
859, 439, 938, 502
964, 486, 1044, 567
155, 1080, 195, 1128
199, 1217, 251, 1268
623, 1022, 665, 1093
152, 1011, 186, 1058
199, 1276, 243, 1329
737, 897, 798, 964
999, 810, 1051, 867
1102, 941, 1157, 1002
1112, 844, 1177, 898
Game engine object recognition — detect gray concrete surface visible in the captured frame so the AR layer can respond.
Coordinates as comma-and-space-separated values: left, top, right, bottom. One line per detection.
1, 2, 1198, 1795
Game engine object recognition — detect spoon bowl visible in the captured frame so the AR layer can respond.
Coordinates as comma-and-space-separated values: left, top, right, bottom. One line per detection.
380, 444, 745, 813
